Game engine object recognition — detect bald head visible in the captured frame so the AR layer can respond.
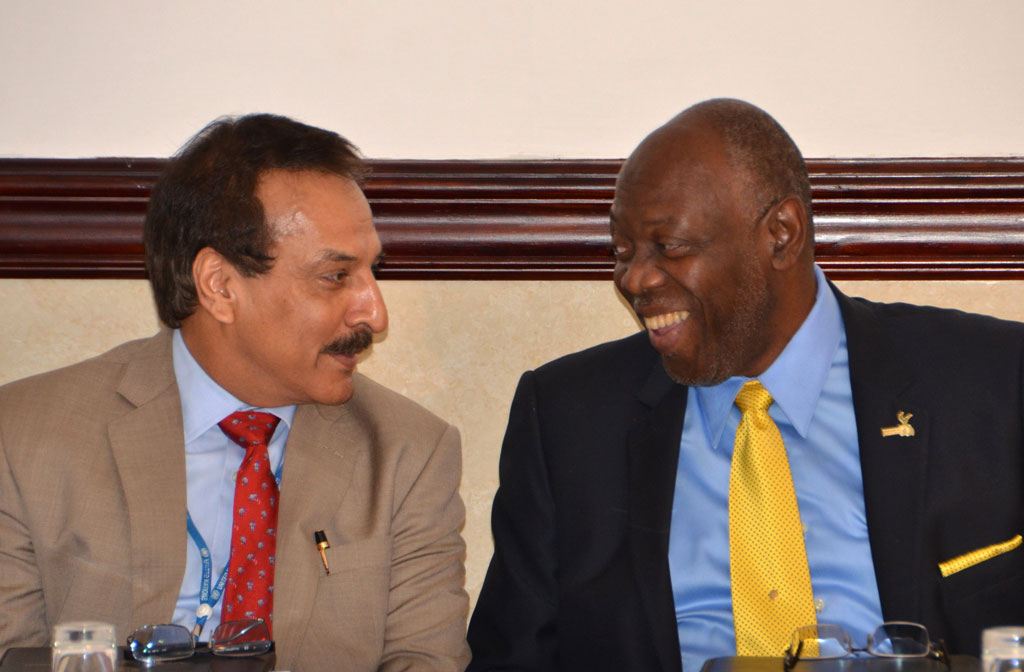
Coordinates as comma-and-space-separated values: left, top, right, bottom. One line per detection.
610, 99, 818, 384
633, 98, 812, 227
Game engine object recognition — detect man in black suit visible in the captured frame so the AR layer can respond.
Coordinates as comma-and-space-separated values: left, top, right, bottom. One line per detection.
467, 99, 1024, 672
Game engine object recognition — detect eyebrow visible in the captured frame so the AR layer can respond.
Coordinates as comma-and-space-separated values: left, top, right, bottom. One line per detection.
609, 206, 675, 230
315, 250, 357, 264
314, 250, 385, 267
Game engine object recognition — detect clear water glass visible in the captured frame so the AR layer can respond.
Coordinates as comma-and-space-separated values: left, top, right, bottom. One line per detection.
983, 626, 1024, 672
51, 621, 117, 672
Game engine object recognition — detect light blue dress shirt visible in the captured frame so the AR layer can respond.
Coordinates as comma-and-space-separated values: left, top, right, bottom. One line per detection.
170, 329, 295, 638
668, 265, 884, 672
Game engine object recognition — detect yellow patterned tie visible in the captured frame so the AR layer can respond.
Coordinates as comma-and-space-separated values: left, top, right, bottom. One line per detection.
729, 380, 816, 656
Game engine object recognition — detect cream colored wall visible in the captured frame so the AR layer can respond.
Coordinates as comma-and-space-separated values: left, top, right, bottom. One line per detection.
3, 0, 1024, 609
3, 1, 1024, 158
4, 278, 1024, 604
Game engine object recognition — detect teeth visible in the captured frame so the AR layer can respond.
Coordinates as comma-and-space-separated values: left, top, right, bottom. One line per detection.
645, 310, 689, 331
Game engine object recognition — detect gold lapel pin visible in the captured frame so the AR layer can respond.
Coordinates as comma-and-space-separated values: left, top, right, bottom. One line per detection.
881, 411, 915, 438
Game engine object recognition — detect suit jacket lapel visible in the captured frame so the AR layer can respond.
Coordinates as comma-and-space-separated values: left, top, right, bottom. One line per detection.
107, 330, 189, 626
627, 356, 687, 672
272, 401, 362, 657
837, 288, 930, 623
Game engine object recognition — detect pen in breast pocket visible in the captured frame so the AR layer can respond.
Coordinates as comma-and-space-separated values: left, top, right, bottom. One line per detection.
314, 530, 331, 575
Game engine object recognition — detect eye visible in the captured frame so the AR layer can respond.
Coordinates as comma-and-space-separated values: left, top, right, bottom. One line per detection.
365, 252, 386, 280
657, 240, 693, 257
611, 241, 632, 260
322, 270, 349, 284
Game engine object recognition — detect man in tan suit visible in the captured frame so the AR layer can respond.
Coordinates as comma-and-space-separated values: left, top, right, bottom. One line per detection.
0, 114, 470, 671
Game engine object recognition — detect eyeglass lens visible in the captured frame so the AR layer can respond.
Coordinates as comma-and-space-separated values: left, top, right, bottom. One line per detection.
790, 624, 851, 659
869, 622, 931, 657
210, 619, 272, 657
127, 624, 195, 664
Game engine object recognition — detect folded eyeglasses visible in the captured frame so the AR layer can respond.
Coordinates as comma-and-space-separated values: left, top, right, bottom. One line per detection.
783, 622, 949, 670
126, 618, 272, 665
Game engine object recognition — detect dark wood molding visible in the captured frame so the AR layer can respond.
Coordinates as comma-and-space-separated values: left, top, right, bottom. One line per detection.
2, 157, 1024, 280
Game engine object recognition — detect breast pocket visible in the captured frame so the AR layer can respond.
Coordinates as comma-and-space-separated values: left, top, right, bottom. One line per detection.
938, 535, 1024, 648
299, 534, 393, 670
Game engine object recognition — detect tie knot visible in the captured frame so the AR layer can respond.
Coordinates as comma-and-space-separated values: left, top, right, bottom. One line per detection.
734, 380, 773, 414
218, 410, 281, 451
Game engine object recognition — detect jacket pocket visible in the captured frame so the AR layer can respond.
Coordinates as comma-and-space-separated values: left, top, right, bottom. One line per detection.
937, 539, 1024, 655
297, 535, 393, 671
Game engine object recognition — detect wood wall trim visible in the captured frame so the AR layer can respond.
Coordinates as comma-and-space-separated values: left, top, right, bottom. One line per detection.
2, 157, 1024, 280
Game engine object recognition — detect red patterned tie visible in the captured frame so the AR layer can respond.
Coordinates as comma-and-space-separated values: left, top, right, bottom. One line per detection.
218, 410, 281, 633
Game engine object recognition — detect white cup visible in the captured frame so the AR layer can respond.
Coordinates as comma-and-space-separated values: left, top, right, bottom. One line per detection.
982, 626, 1024, 672
51, 621, 117, 672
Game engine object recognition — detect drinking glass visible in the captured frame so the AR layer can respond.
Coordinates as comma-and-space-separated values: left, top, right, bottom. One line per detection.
982, 626, 1024, 672
51, 621, 117, 672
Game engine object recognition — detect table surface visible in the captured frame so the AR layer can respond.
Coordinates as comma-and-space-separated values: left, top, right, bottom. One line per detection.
702, 655, 981, 672
0, 647, 276, 672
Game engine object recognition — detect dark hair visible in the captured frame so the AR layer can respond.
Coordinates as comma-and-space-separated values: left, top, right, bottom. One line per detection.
688, 98, 813, 225
144, 113, 365, 328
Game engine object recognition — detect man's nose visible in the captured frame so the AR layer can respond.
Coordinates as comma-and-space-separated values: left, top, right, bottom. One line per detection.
616, 250, 665, 297
348, 275, 389, 334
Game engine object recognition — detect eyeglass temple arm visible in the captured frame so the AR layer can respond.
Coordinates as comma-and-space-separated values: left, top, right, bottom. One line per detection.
218, 619, 265, 643
930, 639, 951, 669
783, 639, 805, 671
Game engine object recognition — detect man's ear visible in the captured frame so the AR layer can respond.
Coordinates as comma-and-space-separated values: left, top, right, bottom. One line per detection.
765, 196, 811, 270
192, 247, 238, 324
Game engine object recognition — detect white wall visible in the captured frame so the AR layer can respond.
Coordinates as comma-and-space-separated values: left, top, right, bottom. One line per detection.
2, 1, 1024, 159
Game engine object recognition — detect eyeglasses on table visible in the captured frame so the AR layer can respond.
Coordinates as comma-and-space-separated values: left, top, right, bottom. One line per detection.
126, 618, 272, 665
783, 622, 949, 671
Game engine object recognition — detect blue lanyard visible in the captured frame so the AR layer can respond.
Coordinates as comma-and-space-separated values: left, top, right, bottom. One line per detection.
185, 460, 285, 637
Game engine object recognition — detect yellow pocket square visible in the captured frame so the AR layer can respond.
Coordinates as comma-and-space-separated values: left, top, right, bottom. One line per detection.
938, 534, 1022, 577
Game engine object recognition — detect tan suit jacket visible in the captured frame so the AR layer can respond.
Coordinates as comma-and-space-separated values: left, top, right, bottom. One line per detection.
0, 330, 470, 671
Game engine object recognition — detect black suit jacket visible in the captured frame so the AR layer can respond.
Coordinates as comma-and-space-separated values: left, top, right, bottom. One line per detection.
468, 287, 1024, 671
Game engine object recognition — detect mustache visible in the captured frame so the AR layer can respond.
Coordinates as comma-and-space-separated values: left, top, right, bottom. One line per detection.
631, 297, 671, 313
321, 327, 374, 357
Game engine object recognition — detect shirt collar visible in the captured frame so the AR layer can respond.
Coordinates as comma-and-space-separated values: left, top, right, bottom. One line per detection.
695, 264, 843, 448
172, 329, 296, 448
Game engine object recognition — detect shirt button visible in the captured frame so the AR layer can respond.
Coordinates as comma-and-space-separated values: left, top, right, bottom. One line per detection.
815, 598, 826, 613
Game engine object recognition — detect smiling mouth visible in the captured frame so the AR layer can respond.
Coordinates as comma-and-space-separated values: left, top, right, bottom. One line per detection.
643, 310, 690, 331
